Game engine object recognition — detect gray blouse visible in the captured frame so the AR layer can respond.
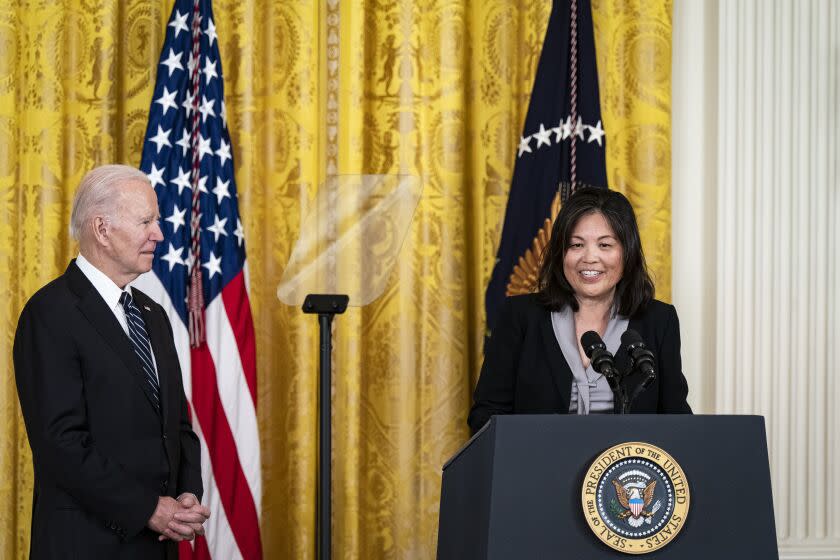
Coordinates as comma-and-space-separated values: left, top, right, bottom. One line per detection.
550, 306, 629, 414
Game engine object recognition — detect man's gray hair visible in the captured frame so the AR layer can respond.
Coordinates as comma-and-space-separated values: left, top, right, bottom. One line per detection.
69, 164, 152, 240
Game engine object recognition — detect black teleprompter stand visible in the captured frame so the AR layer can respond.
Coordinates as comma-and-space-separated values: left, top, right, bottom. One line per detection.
302, 294, 349, 560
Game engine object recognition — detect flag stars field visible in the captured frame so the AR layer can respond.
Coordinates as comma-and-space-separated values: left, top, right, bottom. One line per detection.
171, 166, 192, 195
161, 243, 185, 271
160, 48, 183, 76
199, 95, 216, 122
204, 18, 218, 46
147, 164, 165, 188
207, 215, 228, 242
198, 134, 213, 159
149, 125, 172, 153
202, 57, 218, 84
183, 91, 196, 116
155, 87, 179, 115
518, 135, 533, 157
176, 130, 191, 156
183, 248, 195, 271
202, 251, 222, 279
516, 117, 606, 158
187, 51, 198, 74
216, 138, 232, 166
587, 120, 605, 145
166, 204, 186, 233
533, 123, 553, 148
233, 219, 244, 247
212, 177, 231, 203
168, 10, 189, 37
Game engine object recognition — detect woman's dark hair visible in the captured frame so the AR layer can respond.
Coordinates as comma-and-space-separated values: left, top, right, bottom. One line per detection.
537, 187, 654, 316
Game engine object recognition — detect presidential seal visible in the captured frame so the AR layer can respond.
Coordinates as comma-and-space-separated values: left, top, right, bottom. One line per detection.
581, 442, 690, 554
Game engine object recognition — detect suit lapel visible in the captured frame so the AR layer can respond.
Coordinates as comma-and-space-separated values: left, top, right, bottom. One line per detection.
66, 262, 161, 416
539, 311, 574, 409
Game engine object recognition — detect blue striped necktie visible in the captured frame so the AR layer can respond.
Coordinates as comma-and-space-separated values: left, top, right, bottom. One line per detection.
119, 291, 160, 409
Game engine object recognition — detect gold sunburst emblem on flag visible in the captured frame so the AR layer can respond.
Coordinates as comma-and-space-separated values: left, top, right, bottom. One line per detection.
505, 191, 562, 296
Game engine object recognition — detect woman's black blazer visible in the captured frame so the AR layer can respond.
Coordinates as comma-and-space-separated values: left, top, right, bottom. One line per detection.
468, 294, 691, 433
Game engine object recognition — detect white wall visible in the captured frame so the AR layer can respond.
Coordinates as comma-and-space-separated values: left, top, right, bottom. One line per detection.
672, 1, 840, 558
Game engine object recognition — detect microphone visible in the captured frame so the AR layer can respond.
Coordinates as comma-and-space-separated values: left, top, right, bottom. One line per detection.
580, 331, 619, 381
620, 329, 656, 388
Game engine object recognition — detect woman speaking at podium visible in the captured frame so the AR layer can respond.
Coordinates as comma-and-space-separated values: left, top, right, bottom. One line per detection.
468, 187, 691, 434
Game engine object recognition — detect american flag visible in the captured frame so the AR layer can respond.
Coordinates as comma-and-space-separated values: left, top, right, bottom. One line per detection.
135, 1, 262, 558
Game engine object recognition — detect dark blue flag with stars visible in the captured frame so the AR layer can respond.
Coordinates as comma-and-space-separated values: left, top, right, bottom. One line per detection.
484, 0, 607, 338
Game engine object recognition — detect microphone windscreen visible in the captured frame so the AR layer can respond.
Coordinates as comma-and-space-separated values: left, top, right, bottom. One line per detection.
620, 328, 645, 348
580, 330, 604, 358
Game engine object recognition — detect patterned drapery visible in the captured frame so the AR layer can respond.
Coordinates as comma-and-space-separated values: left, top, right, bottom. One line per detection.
0, 1, 671, 557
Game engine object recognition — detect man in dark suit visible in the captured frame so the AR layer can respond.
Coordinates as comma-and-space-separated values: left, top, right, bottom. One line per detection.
14, 164, 210, 559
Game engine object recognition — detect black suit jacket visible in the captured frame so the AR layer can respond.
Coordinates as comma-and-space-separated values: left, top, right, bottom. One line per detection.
13, 261, 202, 560
468, 294, 691, 433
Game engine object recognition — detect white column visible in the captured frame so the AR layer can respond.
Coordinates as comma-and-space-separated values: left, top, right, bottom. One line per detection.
673, 1, 840, 557
672, 0, 719, 414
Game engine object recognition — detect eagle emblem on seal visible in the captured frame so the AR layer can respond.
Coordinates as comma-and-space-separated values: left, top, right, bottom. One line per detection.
611, 471, 661, 528
582, 444, 691, 553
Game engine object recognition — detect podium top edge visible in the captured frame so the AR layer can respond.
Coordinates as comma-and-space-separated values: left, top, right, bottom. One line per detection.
490, 414, 767, 421
441, 414, 767, 471
442, 417, 494, 471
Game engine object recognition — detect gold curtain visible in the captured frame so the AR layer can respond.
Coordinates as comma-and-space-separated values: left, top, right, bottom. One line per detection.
0, 1, 671, 558
592, 0, 673, 299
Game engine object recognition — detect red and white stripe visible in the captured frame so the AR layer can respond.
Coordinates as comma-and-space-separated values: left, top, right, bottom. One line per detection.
133, 269, 262, 559
630, 501, 643, 518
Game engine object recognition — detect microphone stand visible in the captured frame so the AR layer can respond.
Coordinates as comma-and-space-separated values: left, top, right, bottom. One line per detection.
302, 294, 349, 560
591, 359, 630, 414
606, 370, 631, 415
616, 382, 630, 414
626, 372, 654, 411
619, 385, 632, 414
617, 364, 654, 414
